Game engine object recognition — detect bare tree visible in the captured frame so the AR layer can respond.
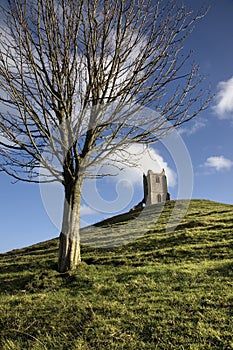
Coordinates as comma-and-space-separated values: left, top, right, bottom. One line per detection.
0, 0, 209, 272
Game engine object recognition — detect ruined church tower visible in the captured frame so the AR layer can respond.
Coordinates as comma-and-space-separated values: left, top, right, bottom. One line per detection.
144, 169, 168, 205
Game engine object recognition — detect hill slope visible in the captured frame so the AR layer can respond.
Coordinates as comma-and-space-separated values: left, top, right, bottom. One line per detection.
0, 199, 233, 349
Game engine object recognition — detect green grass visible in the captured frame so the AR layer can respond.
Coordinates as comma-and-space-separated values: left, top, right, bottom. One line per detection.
0, 199, 233, 349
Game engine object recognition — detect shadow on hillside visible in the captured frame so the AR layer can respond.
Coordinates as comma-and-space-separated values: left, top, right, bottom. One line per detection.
206, 262, 233, 278
115, 261, 233, 285
199, 210, 232, 217
0, 261, 39, 274
0, 259, 58, 293
175, 220, 207, 230
122, 231, 199, 253
0, 274, 31, 293
0, 239, 58, 258
0, 241, 58, 293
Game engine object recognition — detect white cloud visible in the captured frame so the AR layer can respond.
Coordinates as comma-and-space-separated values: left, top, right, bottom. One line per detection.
213, 76, 233, 119
80, 205, 98, 216
95, 143, 177, 188
178, 119, 206, 136
204, 156, 233, 171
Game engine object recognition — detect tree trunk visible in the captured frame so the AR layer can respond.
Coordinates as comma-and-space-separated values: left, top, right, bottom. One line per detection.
58, 180, 82, 273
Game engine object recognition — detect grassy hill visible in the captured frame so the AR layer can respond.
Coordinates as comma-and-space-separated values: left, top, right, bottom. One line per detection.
0, 199, 233, 349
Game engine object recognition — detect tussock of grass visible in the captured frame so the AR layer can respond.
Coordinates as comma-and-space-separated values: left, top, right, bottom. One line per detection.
0, 200, 233, 349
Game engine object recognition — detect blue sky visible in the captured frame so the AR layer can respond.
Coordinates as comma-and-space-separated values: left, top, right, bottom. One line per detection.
1, 0, 233, 253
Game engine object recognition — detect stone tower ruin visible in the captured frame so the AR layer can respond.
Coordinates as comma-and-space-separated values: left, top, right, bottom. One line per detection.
130, 169, 170, 211
143, 169, 169, 205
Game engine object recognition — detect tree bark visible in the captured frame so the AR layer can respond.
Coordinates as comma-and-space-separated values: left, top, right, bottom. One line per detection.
58, 180, 82, 273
